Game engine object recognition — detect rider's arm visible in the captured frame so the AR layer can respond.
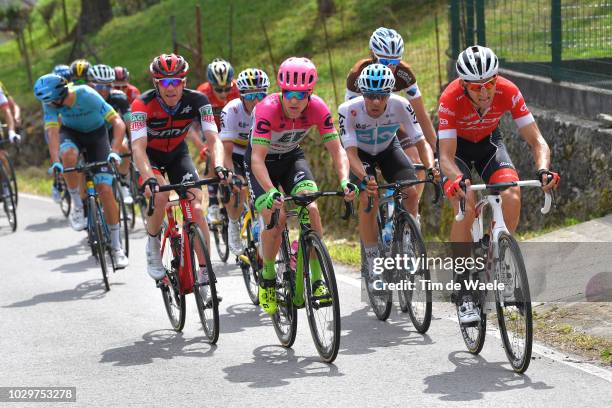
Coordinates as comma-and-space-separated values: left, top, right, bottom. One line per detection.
398, 97, 434, 168
107, 113, 126, 152
203, 129, 224, 169
324, 137, 350, 182
250, 106, 275, 191
219, 108, 235, 171
407, 95, 437, 151
315, 100, 349, 182
439, 138, 463, 182
251, 143, 275, 191
0, 90, 15, 132
8, 97, 20, 126
132, 137, 154, 180
519, 121, 551, 171
187, 124, 206, 151
345, 146, 367, 180
43, 105, 60, 162
129, 105, 154, 179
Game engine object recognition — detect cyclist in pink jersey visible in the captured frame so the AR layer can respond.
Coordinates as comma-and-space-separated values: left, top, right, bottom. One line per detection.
244, 57, 357, 315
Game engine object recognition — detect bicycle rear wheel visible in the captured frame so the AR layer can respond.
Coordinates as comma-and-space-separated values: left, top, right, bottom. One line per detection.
495, 232, 533, 373
113, 179, 130, 257
160, 222, 185, 331
89, 196, 110, 291
58, 178, 71, 218
361, 241, 392, 321
190, 224, 220, 344
272, 229, 297, 347
303, 232, 340, 363
239, 217, 260, 305
0, 165, 16, 232
212, 208, 229, 263
4, 156, 17, 206
395, 214, 432, 333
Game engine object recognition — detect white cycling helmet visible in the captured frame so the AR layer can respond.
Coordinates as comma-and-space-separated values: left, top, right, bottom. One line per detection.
456, 45, 499, 81
357, 63, 395, 94
369, 27, 404, 58
236, 68, 270, 92
89, 64, 116, 84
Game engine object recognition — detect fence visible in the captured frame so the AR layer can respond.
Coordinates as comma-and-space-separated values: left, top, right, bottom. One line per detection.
449, 0, 612, 90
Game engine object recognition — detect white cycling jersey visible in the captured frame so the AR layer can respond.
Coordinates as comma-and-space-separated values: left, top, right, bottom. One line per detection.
219, 98, 253, 156
338, 94, 424, 156
0, 89, 8, 107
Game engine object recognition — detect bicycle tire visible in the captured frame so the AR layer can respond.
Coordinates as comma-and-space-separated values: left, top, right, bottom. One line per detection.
58, 178, 71, 218
361, 241, 392, 321
190, 224, 220, 344
213, 208, 230, 263
113, 180, 130, 257
272, 229, 297, 347
89, 196, 110, 291
4, 155, 17, 206
495, 232, 533, 373
0, 165, 16, 232
303, 231, 341, 363
395, 214, 432, 333
240, 217, 260, 305
458, 284, 487, 354
160, 222, 186, 331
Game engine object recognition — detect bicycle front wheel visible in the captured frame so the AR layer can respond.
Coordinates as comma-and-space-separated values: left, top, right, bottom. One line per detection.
1, 167, 16, 232
272, 229, 297, 347
190, 224, 220, 344
58, 178, 71, 218
89, 196, 109, 291
4, 156, 17, 206
395, 214, 432, 333
239, 218, 260, 305
361, 241, 392, 321
495, 232, 533, 373
212, 208, 229, 263
113, 180, 130, 257
303, 232, 340, 363
160, 222, 185, 331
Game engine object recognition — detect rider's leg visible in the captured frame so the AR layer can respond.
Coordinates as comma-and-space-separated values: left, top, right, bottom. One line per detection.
404, 145, 425, 202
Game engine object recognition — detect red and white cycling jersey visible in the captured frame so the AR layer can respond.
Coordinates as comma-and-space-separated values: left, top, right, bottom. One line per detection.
437, 76, 534, 143
250, 93, 338, 154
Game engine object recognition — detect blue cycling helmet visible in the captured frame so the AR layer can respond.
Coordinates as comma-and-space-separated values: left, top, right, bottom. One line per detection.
357, 63, 396, 94
207, 58, 234, 87
34, 74, 68, 103
53, 64, 72, 81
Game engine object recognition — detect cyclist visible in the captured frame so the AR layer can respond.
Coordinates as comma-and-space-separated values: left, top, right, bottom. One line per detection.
0, 80, 22, 130
195, 58, 240, 224
339, 64, 434, 290
220, 68, 270, 255
130, 53, 227, 292
438, 45, 560, 324
113, 66, 141, 104
89, 64, 134, 204
70, 59, 91, 85
0, 83, 21, 202
245, 57, 357, 315
33, 73, 129, 268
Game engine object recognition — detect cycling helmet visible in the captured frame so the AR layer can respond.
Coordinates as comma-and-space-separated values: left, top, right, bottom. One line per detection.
89, 64, 115, 84
114, 66, 130, 82
33, 73, 68, 103
236, 68, 270, 92
369, 27, 404, 58
207, 58, 234, 87
70, 59, 91, 81
277, 57, 317, 91
149, 53, 189, 78
53, 64, 72, 81
358, 63, 395, 94
456, 45, 499, 81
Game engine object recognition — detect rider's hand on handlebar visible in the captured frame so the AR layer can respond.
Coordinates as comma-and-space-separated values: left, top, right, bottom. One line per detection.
444, 175, 467, 200
107, 151, 122, 165
427, 167, 441, 183
215, 166, 232, 184
141, 177, 159, 198
8, 130, 21, 144
362, 175, 378, 197
48, 161, 64, 175
340, 179, 357, 202
537, 169, 560, 192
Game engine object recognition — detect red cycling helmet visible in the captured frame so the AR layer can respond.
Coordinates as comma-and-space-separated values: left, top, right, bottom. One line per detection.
114, 66, 130, 82
149, 53, 189, 79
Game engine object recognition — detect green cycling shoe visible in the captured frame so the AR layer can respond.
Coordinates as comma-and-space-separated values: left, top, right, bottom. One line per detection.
312, 280, 332, 305
258, 278, 278, 315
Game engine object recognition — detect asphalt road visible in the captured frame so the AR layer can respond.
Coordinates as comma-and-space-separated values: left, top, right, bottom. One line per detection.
0, 195, 610, 407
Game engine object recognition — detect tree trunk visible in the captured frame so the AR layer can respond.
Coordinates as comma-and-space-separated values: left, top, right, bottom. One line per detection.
317, 0, 335, 17
79, 0, 112, 36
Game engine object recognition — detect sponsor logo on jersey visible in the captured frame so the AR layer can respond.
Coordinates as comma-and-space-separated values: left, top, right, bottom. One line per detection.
511, 93, 521, 108
199, 104, 214, 123
294, 171, 306, 183
439, 118, 449, 125
180, 105, 193, 114
181, 173, 194, 183
356, 123, 368, 130
130, 112, 147, 131
255, 118, 271, 134
438, 103, 455, 116
520, 103, 528, 112
323, 114, 333, 129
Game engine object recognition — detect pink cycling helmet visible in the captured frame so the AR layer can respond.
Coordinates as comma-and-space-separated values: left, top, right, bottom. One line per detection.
277, 57, 318, 91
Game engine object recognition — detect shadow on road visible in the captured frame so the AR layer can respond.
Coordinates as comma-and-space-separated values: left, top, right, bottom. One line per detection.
423, 351, 553, 401
220, 302, 272, 334
2, 279, 113, 308
25, 216, 67, 232
339, 306, 435, 356
100, 330, 216, 366
51, 257, 100, 273
38, 242, 84, 262
223, 345, 342, 387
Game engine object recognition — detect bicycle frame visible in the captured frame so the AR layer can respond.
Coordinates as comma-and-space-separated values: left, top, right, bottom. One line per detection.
84, 175, 111, 244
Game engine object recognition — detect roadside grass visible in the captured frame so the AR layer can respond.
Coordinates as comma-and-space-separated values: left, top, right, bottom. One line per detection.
16, 166, 53, 196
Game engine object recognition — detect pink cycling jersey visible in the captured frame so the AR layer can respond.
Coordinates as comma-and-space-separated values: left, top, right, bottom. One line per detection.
250, 93, 338, 154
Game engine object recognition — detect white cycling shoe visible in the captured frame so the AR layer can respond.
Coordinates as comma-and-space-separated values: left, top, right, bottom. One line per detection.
458, 296, 481, 324
113, 248, 129, 269
228, 219, 243, 255
69, 207, 87, 231
145, 237, 165, 280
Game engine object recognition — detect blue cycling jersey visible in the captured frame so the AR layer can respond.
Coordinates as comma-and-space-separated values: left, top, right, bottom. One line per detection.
43, 85, 117, 133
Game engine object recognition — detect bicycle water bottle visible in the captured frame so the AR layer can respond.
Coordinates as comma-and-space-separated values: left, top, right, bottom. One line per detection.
382, 222, 393, 245
252, 220, 260, 243
290, 240, 299, 270
383, 189, 395, 219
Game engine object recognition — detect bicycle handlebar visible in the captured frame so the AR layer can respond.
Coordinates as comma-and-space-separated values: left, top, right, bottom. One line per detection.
365, 174, 441, 213
266, 191, 354, 230
454, 179, 553, 221
146, 176, 220, 217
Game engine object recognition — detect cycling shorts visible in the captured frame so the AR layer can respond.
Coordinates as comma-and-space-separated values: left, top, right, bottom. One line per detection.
59, 125, 112, 185
146, 142, 199, 186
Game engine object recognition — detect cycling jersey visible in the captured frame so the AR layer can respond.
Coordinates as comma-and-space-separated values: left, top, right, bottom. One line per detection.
43, 85, 117, 133
345, 58, 421, 101
130, 88, 217, 152
196, 81, 240, 129
437, 76, 535, 143
250, 93, 338, 155
219, 98, 252, 156
338, 94, 423, 156
118, 83, 141, 104
106, 90, 131, 123
0, 88, 7, 108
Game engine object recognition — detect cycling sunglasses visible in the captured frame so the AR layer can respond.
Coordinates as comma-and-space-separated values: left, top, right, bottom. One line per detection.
363, 92, 390, 101
94, 83, 112, 91
214, 86, 232, 93
156, 78, 185, 88
241, 92, 267, 101
465, 76, 497, 92
282, 90, 309, 100
377, 57, 401, 66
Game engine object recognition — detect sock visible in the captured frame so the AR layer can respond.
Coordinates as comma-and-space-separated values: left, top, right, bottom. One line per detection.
110, 223, 122, 250
309, 258, 322, 283
68, 187, 83, 208
262, 258, 276, 280
364, 244, 380, 278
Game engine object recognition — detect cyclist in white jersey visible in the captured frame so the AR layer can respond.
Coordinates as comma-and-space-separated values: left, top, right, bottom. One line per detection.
220, 68, 270, 254
339, 64, 434, 289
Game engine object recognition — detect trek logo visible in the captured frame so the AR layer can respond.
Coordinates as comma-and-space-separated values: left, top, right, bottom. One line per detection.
438, 103, 455, 116
180, 105, 193, 114
511, 93, 522, 108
